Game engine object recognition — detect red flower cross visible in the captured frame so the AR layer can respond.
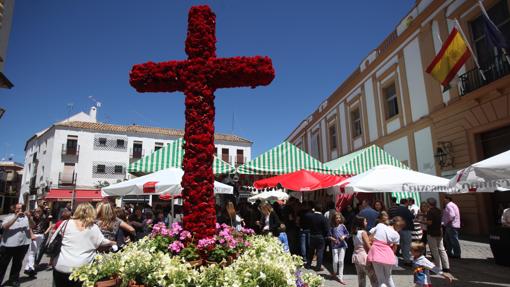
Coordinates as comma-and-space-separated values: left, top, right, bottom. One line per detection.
129, 5, 275, 239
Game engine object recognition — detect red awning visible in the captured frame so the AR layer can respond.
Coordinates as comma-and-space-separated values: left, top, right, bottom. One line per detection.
44, 189, 102, 202
253, 169, 347, 192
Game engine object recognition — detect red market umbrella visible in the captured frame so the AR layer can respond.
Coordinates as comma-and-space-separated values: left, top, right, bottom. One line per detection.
254, 169, 347, 192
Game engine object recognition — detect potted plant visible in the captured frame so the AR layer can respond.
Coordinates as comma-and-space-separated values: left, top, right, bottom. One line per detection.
70, 253, 121, 287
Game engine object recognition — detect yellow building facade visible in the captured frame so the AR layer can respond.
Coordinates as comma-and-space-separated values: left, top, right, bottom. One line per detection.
286, 0, 510, 235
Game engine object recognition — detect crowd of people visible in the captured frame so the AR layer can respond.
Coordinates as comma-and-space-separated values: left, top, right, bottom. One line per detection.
230, 196, 459, 287
0, 195, 462, 287
0, 201, 187, 287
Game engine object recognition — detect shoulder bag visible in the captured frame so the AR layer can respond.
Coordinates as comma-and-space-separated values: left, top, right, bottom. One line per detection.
45, 220, 69, 257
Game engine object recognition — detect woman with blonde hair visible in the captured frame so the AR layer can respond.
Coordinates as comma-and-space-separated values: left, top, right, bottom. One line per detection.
220, 201, 244, 231
50, 203, 115, 287
96, 202, 135, 249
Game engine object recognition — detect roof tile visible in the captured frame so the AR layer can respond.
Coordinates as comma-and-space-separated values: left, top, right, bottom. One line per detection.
55, 121, 252, 144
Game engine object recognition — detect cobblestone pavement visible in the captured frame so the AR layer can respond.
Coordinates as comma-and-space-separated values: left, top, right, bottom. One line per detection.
3, 239, 509, 287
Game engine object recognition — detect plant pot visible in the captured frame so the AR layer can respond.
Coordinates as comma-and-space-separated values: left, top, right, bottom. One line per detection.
226, 256, 234, 265
188, 259, 203, 267
95, 277, 119, 287
128, 280, 145, 287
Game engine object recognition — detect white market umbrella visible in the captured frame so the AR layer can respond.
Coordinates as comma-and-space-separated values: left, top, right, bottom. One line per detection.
101, 167, 233, 197
449, 150, 510, 192
337, 165, 452, 193
248, 189, 289, 203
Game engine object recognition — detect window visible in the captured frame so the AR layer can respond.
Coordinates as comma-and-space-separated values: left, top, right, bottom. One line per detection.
98, 138, 107, 146
236, 150, 244, 165
155, 142, 164, 151
96, 164, 106, 173
66, 136, 78, 155
61, 163, 75, 185
351, 108, 362, 138
384, 83, 398, 119
470, 0, 510, 68
221, 148, 229, 163
132, 142, 143, 159
116, 139, 125, 148
310, 130, 321, 160
328, 123, 338, 151
114, 165, 123, 174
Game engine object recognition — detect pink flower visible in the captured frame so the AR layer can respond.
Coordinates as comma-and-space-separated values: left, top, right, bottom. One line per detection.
168, 241, 184, 254
180, 230, 192, 240
197, 237, 216, 249
169, 222, 183, 237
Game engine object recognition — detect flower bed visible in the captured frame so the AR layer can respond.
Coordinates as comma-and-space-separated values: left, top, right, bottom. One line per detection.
71, 223, 323, 287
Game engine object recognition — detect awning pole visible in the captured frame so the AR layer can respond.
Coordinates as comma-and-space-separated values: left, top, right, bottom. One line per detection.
171, 196, 175, 225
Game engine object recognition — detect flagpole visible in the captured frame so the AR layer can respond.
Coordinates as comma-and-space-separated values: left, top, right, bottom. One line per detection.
478, 0, 510, 64
453, 18, 487, 81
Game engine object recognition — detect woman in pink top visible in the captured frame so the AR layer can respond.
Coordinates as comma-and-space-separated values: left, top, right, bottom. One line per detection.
367, 211, 401, 287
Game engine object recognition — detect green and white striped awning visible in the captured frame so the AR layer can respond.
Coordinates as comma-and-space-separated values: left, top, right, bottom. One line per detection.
128, 138, 235, 175
236, 142, 336, 175
325, 145, 407, 175
325, 145, 419, 205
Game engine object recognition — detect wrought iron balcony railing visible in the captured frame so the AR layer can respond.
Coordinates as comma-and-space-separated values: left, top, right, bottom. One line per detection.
62, 143, 80, 156
459, 53, 510, 96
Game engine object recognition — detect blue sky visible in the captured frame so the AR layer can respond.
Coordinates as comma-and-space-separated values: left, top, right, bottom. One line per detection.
0, 1, 414, 162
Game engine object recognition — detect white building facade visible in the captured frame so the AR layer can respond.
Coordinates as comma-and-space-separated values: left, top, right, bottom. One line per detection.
0, 0, 14, 89
20, 107, 252, 204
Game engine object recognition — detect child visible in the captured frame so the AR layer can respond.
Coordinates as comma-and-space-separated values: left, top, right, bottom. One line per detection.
411, 242, 452, 287
352, 216, 377, 287
328, 213, 349, 285
278, 224, 290, 252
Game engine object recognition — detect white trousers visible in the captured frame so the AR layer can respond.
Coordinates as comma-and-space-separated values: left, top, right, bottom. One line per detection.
331, 248, 346, 279
24, 233, 44, 271
372, 262, 395, 287
427, 235, 450, 270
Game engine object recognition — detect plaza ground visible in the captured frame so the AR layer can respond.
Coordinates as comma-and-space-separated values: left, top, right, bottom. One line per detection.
3, 238, 509, 287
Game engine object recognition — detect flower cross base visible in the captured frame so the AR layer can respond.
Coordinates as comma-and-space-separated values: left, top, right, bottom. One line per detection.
150, 222, 253, 267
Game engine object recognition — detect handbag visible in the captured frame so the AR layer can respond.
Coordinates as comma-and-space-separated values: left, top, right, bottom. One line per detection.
45, 220, 69, 257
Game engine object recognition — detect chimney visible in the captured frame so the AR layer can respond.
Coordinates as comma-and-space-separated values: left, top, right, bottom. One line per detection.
89, 106, 97, 122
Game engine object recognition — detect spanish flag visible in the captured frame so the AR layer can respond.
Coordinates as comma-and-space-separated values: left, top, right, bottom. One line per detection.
426, 28, 471, 87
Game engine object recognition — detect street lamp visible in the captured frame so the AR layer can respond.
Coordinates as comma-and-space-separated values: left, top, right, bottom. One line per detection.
434, 141, 454, 169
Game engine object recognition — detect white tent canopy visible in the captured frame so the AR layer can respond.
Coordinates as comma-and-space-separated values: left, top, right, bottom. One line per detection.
449, 150, 510, 192
248, 189, 289, 203
102, 168, 233, 197
337, 165, 452, 193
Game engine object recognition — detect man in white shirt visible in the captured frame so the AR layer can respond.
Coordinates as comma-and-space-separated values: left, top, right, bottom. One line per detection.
0, 204, 32, 287
408, 198, 420, 216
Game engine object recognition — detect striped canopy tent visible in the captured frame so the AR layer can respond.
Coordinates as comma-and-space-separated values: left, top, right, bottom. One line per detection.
236, 141, 336, 175
325, 145, 420, 204
128, 138, 235, 175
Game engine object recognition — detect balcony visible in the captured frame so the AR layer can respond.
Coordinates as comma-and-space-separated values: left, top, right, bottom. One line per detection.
59, 171, 77, 186
459, 54, 510, 96
62, 143, 80, 156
